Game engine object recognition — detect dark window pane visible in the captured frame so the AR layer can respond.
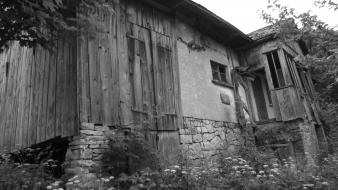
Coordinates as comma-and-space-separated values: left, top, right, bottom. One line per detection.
212, 71, 220, 81
272, 51, 285, 87
267, 53, 279, 88
220, 73, 227, 83
211, 61, 228, 84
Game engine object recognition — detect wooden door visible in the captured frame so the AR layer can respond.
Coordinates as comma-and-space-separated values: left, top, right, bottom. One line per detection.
126, 23, 178, 130
252, 76, 269, 121
126, 22, 180, 163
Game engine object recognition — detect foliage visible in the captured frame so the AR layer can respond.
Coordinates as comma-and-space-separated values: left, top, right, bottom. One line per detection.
260, 0, 338, 140
0, 148, 59, 190
102, 130, 161, 176
45, 153, 338, 190
3, 137, 338, 190
0, 0, 106, 51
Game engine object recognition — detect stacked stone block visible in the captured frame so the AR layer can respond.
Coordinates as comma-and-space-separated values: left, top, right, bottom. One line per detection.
179, 117, 242, 161
65, 122, 115, 174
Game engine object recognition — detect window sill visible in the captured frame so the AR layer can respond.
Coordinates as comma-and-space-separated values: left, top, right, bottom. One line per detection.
211, 80, 234, 89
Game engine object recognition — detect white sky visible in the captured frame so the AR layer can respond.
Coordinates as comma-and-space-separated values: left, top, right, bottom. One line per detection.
192, 0, 338, 34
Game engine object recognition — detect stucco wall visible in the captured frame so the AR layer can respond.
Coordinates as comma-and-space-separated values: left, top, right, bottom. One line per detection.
176, 21, 240, 122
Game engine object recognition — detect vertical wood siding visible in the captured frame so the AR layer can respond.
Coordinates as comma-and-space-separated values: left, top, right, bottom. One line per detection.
0, 39, 77, 153
77, 5, 120, 125
0, 0, 183, 156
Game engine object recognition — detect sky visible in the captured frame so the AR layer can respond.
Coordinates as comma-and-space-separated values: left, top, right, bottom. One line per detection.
192, 0, 338, 34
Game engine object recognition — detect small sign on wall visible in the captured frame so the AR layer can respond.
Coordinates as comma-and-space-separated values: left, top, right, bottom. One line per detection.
220, 93, 231, 105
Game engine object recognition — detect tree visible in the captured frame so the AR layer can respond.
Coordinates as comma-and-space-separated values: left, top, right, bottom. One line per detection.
0, 0, 104, 51
260, 0, 338, 149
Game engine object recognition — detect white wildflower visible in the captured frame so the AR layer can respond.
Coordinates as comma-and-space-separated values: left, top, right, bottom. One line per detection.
322, 182, 329, 186
65, 182, 73, 186
303, 184, 314, 187
46, 186, 52, 190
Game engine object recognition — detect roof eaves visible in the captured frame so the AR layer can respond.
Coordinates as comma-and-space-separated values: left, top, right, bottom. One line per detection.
182, 0, 253, 42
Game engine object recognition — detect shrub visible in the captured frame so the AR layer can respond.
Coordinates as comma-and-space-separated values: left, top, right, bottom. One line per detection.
102, 130, 160, 176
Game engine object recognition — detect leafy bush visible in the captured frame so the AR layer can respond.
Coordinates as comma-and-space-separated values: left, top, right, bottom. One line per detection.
102, 130, 160, 176
0, 149, 59, 190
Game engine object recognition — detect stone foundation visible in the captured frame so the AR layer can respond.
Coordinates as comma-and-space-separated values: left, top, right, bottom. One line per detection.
255, 119, 326, 167
65, 123, 116, 174
66, 118, 244, 173
179, 117, 242, 162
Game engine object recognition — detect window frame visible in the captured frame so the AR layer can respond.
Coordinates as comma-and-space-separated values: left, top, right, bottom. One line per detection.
210, 60, 232, 88
265, 50, 287, 89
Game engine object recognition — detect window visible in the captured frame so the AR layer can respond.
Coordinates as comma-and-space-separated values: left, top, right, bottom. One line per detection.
266, 50, 285, 88
211, 61, 230, 86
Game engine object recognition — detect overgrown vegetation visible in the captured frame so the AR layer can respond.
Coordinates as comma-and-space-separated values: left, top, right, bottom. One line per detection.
259, 0, 338, 149
2, 136, 338, 190
0, 0, 107, 51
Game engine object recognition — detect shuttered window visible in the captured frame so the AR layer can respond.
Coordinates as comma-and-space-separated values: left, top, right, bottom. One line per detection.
211, 61, 229, 86
266, 50, 286, 88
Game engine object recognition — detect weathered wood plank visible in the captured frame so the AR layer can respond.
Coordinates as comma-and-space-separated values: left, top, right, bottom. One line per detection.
109, 5, 120, 125
42, 49, 50, 141
10, 44, 21, 151
99, 10, 113, 124
22, 48, 34, 149
28, 47, 38, 146
88, 31, 103, 124
133, 25, 143, 111
14, 47, 27, 150
171, 17, 183, 130
35, 47, 44, 143
118, 1, 134, 126
46, 47, 56, 140
56, 40, 64, 137
150, 31, 160, 130
142, 28, 156, 130
70, 40, 78, 135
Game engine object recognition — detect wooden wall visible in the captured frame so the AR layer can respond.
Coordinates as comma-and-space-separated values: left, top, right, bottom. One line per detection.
0, 0, 182, 155
0, 39, 77, 153
76, 0, 182, 160
77, 5, 120, 125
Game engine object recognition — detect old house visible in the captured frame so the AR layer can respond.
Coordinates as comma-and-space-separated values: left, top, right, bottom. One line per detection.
240, 25, 328, 165
0, 0, 327, 173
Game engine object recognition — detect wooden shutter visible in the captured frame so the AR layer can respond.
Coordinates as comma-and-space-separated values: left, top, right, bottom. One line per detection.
151, 32, 178, 131
127, 23, 156, 130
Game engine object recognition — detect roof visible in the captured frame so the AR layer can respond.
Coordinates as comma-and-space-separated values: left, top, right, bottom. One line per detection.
247, 24, 279, 41
139, 0, 253, 48
247, 23, 309, 55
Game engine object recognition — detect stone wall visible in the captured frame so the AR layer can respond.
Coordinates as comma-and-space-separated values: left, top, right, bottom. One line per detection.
65, 119, 243, 174
65, 122, 115, 175
179, 117, 242, 162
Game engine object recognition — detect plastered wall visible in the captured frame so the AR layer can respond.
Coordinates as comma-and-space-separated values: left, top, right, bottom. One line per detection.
176, 21, 240, 123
